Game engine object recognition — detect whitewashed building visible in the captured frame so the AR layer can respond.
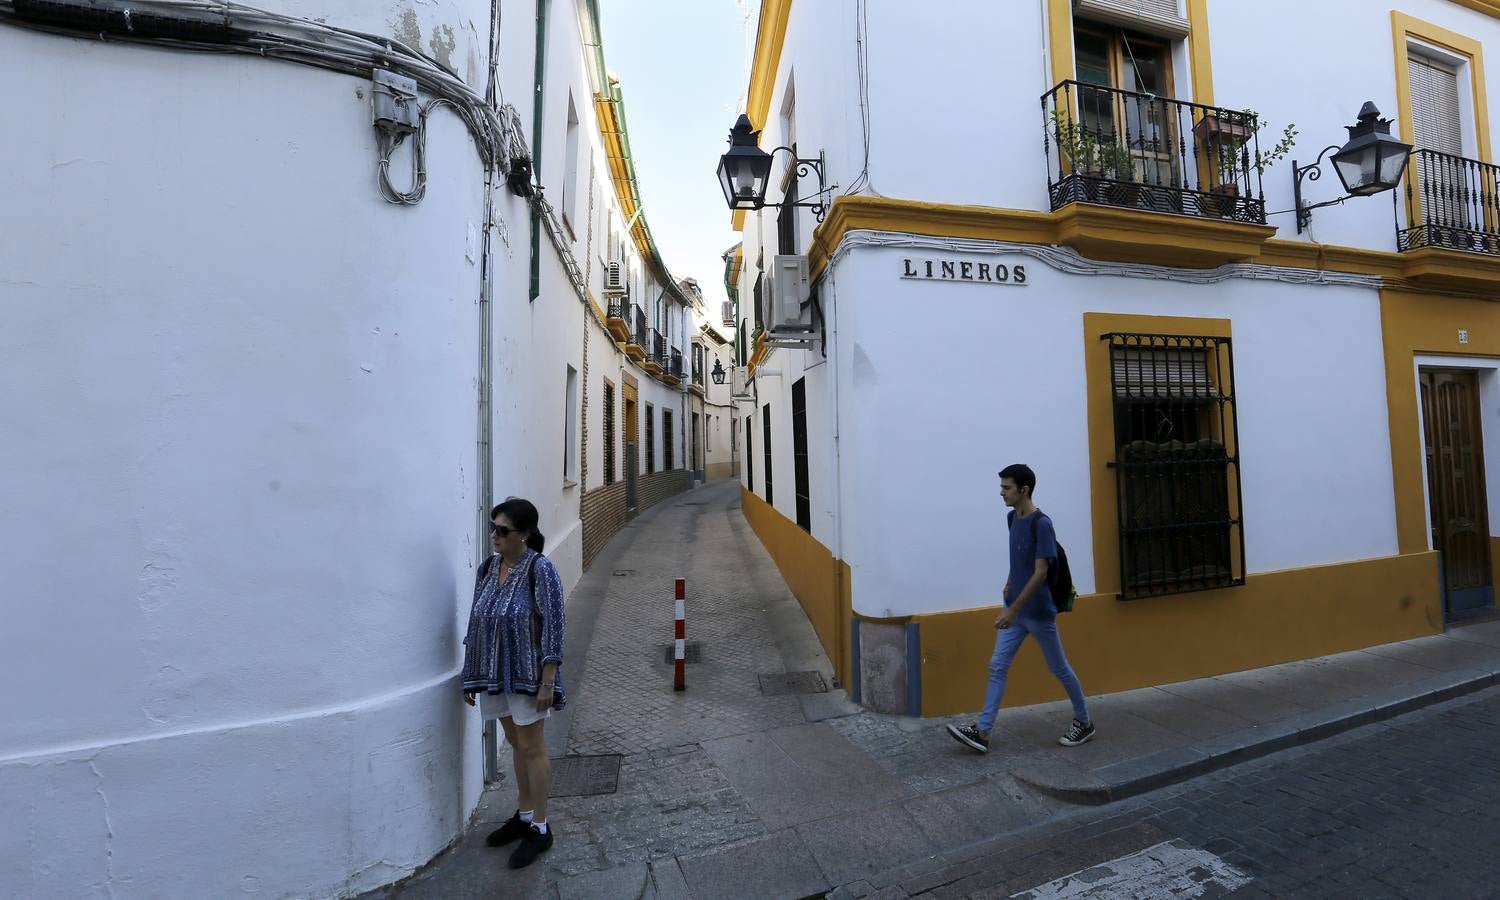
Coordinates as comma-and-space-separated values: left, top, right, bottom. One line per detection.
732, 0, 1500, 717
0, 1, 710, 896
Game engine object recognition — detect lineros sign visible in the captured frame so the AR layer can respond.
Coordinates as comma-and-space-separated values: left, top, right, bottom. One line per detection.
900, 256, 1028, 286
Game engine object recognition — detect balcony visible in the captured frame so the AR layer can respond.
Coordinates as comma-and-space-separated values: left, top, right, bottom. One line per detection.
1395, 148, 1500, 290
664, 348, 684, 387
1040, 81, 1276, 268
690, 354, 705, 396
643, 328, 665, 375
605, 293, 630, 343
625, 306, 647, 362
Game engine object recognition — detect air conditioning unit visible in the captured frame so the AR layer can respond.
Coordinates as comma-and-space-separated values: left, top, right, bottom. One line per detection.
765, 254, 816, 348
721, 300, 736, 329
730, 365, 753, 400
604, 260, 625, 294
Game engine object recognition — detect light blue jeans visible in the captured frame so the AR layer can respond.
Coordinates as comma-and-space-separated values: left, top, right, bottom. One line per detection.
977, 616, 1090, 733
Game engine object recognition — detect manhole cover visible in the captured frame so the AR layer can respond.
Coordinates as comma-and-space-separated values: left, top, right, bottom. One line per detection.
758, 671, 829, 696
549, 754, 622, 797
612, 569, 635, 577
662, 642, 703, 664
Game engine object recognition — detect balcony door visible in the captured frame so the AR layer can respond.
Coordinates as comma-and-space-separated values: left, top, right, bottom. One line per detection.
1410, 54, 1472, 237
1074, 26, 1179, 190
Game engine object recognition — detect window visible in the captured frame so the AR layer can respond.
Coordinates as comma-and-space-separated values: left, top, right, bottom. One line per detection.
692, 412, 701, 470
602, 379, 616, 486
645, 403, 656, 474
762, 404, 774, 505
564, 365, 578, 483
1410, 52, 1468, 231
1073, 25, 1177, 188
1106, 332, 1244, 599
562, 93, 580, 233
746, 414, 754, 491
778, 81, 799, 256
792, 378, 811, 532
664, 409, 674, 470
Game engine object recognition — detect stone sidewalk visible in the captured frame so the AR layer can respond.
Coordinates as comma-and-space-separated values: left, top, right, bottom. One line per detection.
368, 481, 1500, 900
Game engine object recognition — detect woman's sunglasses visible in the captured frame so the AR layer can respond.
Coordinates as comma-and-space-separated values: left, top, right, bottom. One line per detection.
491, 523, 515, 537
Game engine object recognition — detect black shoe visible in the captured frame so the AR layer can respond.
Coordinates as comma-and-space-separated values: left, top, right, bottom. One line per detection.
485, 810, 529, 847
945, 722, 990, 754
508, 824, 554, 869
1059, 719, 1096, 747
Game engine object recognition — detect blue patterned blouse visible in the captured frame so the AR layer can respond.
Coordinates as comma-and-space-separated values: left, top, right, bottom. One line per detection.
460, 548, 566, 709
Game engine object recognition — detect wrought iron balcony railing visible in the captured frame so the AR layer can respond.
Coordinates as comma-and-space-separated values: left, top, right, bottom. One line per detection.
648, 329, 665, 365
692, 356, 703, 385
1043, 81, 1266, 224
1397, 147, 1500, 255
607, 295, 626, 320
670, 348, 684, 380
631, 307, 647, 347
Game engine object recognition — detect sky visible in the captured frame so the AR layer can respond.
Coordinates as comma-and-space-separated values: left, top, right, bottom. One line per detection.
599, 0, 756, 315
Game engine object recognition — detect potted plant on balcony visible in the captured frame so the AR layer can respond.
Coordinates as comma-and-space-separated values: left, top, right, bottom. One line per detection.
1050, 108, 1137, 192
1195, 109, 1297, 218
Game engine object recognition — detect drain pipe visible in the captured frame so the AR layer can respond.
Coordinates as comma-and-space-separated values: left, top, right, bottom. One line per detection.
478, 0, 503, 784
528, 0, 549, 301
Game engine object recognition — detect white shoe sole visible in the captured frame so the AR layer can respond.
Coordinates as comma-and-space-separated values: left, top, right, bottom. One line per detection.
1058, 730, 1095, 747
945, 724, 989, 753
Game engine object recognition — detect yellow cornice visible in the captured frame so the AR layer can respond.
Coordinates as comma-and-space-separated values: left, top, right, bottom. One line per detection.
1447, 0, 1500, 18
805, 196, 1500, 292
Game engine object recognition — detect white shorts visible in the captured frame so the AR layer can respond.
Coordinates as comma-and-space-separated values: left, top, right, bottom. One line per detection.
479, 691, 551, 727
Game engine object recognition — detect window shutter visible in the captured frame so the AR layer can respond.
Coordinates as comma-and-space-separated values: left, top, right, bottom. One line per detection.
1112, 347, 1214, 398
1074, 0, 1190, 39
1409, 55, 1463, 154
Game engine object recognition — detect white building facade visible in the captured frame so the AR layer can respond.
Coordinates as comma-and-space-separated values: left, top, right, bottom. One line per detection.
733, 0, 1500, 717
0, 0, 705, 896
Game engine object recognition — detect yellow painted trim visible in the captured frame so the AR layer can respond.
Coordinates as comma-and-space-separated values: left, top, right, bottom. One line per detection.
1449, 0, 1500, 18
732, 0, 793, 230
1186, 0, 1215, 106
1046, 0, 1074, 87
740, 486, 853, 688
1381, 287, 1500, 555
916, 551, 1441, 715
1082, 313, 1234, 597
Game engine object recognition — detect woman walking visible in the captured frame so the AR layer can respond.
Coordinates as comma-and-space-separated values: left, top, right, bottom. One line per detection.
461, 498, 566, 869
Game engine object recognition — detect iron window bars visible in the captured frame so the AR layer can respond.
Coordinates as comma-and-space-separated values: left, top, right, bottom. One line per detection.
602, 382, 616, 486
664, 409, 674, 470
1043, 81, 1267, 224
645, 404, 656, 474
1104, 332, 1245, 599
1397, 147, 1500, 255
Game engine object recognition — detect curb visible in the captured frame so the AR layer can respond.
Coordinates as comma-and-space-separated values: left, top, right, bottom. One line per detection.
1010, 666, 1500, 805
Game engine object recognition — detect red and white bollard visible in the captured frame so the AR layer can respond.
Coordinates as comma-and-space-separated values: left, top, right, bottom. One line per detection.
673, 577, 686, 692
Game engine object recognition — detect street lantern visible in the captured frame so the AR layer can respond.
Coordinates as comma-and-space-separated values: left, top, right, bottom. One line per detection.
1293, 102, 1412, 232
1330, 102, 1412, 196
716, 114, 831, 221
717, 115, 773, 211
710, 359, 727, 385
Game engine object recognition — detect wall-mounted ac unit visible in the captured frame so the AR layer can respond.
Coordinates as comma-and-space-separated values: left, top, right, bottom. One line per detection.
721, 300, 735, 329
765, 254, 816, 348
604, 260, 625, 294
730, 365, 753, 400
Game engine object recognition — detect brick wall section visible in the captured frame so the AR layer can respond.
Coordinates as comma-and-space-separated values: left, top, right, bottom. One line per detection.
580, 469, 693, 570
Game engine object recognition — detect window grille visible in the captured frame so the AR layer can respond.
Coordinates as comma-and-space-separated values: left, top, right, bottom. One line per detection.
602, 382, 616, 486
792, 378, 811, 532
664, 410, 674, 470
762, 404, 774, 504
1105, 332, 1244, 599
645, 404, 656, 475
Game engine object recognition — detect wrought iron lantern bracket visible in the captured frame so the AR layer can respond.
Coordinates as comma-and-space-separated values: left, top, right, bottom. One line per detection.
1292, 144, 1349, 234
767, 147, 832, 223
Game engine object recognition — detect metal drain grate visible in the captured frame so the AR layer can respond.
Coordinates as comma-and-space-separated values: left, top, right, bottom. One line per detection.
662, 642, 703, 664
757, 671, 829, 696
548, 754, 622, 797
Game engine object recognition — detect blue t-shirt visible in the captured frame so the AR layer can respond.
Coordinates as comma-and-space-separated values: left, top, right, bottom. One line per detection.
1006, 510, 1057, 620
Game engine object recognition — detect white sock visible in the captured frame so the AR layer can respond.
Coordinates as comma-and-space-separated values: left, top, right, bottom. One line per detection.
532, 820, 548, 834
519, 809, 534, 823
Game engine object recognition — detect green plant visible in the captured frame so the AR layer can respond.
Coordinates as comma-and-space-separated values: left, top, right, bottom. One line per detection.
1199, 109, 1297, 182
1050, 108, 1135, 181
1242, 109, 1298, 175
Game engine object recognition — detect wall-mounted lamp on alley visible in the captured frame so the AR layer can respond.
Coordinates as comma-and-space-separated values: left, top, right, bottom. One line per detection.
710, 359, 727, 385
1292, 102, 1412, 233
716, 114, 833, 222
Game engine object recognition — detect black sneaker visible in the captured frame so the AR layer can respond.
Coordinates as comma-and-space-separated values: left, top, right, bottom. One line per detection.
508, 823, 554, 869
1059, 719, 1096, 747
485, 810, 530, 847
945, 723, 990, 753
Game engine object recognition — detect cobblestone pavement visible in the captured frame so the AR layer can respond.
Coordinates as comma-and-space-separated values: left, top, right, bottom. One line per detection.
838, 686, 1500, 899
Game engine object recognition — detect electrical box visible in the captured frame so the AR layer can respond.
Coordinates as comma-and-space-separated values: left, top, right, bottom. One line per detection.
372, 69, 419, 134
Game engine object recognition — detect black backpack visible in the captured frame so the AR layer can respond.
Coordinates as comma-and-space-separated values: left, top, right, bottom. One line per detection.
1029, 512, 1076, 613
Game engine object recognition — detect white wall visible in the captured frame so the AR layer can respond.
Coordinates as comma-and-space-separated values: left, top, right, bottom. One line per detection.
825, 243, 1398, 618
0, 15, 489, 897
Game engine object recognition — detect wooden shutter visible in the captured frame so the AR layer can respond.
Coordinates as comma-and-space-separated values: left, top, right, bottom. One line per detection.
1111, 347, 1214, 398
1074, 0, 1189, 39
1410, 55, 1464, 154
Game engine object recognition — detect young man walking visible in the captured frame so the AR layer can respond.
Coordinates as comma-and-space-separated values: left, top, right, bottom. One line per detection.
946, 464, 1095, 753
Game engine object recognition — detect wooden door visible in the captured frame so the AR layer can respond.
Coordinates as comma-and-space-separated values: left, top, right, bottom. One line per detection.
1421, 369, 1494, 616
623, 382, 639, 515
